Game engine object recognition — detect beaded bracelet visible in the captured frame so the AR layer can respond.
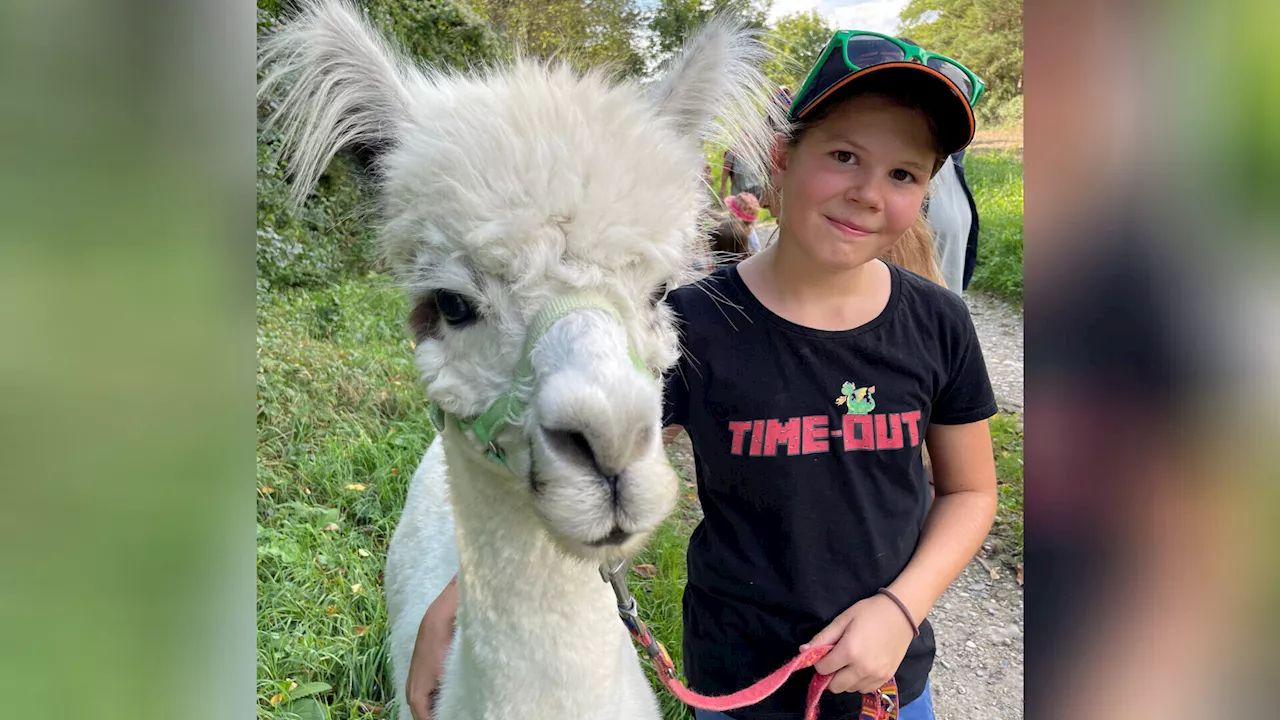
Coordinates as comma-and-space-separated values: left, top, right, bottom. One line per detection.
877, 588, 920, 638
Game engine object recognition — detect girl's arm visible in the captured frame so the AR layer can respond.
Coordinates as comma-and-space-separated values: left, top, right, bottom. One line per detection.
806, 418, 997, 693
886, 419, 998, 626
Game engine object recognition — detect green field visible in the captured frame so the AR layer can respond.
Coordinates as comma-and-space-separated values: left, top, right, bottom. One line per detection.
964, 150, 1024, 303
257, 279, 426, 720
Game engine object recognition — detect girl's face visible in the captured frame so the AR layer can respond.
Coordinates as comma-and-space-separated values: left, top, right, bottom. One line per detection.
773, 93, 937, 272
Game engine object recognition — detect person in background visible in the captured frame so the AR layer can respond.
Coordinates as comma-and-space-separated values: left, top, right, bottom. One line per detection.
953, 150, 982, 291
707, 192, 760, 269
706, 219, 752, 269
720, 146, 764, 202
724, 191, 761, 255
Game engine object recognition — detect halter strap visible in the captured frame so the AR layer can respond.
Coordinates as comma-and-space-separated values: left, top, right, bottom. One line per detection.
429, 292, 649, 469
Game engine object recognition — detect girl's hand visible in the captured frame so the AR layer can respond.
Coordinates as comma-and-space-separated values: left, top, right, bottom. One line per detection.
406, 575, 459, 720
799, 593, 916, 694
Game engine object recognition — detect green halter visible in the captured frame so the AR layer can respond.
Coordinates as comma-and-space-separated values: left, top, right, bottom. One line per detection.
428, 292, 649, 470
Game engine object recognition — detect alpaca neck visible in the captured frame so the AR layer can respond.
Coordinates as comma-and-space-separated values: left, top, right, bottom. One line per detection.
441, 432, 636, 716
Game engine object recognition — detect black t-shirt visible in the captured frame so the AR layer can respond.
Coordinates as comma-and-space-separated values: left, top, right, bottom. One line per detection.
662, 263, 997, 719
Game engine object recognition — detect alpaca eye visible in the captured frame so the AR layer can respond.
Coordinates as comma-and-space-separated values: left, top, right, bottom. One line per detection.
435, 290, 476, 327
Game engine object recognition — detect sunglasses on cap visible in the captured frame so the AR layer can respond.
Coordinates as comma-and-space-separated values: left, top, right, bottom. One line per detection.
790, 30, 986, 121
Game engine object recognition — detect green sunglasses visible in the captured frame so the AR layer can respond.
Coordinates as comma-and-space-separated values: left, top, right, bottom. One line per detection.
790, 30, 986, 121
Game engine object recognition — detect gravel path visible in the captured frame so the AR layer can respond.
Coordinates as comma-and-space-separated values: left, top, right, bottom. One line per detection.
965, 291, 1023, 413
929, 556, 1024, 719
931, 289, 1024, 718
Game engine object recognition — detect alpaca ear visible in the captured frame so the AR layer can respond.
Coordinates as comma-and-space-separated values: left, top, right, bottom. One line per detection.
647, 16, 782, 184
258, 0, 417, 206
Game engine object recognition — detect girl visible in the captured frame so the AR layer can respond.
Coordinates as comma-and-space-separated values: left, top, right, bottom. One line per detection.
661, 31, 997, 720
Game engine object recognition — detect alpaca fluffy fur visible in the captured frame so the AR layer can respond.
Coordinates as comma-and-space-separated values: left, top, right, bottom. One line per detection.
258, 2, 777, 718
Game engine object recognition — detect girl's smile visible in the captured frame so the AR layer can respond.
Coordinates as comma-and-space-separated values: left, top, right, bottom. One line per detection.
825, 216, 875, 237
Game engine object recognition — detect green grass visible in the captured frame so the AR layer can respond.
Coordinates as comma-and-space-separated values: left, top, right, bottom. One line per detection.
628, 487, 700, 720
988, 412, 1024, 564
257, 274, 430, 719
965, 150, 1024, 303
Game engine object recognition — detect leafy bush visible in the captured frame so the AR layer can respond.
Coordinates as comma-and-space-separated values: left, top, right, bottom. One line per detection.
256, 131, 379, 292
360, 0, 502, 71
256, 0, 501, 293
976, 93, 1023, 128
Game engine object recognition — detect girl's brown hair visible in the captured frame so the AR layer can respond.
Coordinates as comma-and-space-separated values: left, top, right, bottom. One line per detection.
879, 212, 944, 285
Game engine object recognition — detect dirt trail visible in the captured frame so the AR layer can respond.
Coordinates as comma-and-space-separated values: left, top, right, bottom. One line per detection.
969, 125, 1024, 155
966, 291, 1023, 413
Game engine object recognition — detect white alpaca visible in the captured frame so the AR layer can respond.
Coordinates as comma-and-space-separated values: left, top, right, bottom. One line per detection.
258, 2, 779, 718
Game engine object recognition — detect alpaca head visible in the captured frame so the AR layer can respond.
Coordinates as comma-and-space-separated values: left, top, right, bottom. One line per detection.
260, 0, 778, 560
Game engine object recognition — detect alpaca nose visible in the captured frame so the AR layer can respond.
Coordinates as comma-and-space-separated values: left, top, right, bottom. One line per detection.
542, 427, 626, 483
530, 307, 660, 479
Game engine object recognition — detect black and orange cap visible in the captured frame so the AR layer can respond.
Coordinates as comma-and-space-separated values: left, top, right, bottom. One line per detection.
791, 61, 976, 157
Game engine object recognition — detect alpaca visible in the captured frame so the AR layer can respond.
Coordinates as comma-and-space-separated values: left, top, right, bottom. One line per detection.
258, 2, 780, 718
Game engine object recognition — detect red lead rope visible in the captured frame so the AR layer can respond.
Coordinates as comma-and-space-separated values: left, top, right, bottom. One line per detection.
621, 611, 898, 720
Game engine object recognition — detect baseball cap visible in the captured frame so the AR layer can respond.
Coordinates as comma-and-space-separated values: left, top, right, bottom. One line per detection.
788, 31, 984, 157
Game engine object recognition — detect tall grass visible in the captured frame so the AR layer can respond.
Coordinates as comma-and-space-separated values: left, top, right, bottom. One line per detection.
629, 500, 699, 720
989, 413, 1024, 563
965, 151, 1024, 303
257, 276, 429, 719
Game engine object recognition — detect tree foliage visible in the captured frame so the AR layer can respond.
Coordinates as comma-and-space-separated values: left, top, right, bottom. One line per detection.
471, 0, 648, 78
256, 0, 504, 291
761, 10, 833, 95
900, 0, 1022, 117
361, 0, 502, 70
648, 0, 772, 59
259, 0, 502, 70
